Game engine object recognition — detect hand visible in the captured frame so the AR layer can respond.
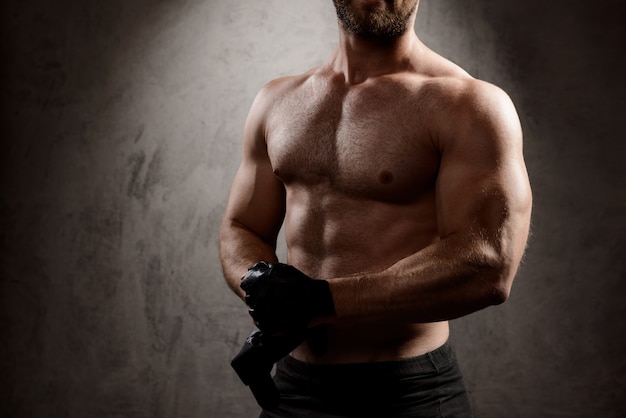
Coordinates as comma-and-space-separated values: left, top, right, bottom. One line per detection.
240, 261, 335, 333
231, 328, 306, 410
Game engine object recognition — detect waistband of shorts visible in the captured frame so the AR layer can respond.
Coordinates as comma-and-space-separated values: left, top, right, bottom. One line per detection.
279, 340, 455, 379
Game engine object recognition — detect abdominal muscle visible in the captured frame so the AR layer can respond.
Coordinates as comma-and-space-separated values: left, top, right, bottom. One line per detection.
291, 319, 450, 364
284, 189, 450, 364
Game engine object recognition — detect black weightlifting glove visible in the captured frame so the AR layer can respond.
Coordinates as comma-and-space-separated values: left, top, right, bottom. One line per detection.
240, 261, 335, 333
231, 328, 306, 410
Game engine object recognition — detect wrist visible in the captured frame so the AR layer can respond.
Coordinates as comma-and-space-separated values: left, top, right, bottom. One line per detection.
308, 278, 335, 319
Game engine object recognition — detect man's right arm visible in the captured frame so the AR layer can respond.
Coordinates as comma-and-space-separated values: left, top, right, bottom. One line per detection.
219, 86, 286, 300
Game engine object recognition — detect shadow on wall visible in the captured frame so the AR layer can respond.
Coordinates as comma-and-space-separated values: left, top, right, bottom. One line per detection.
417, 1, 626, 416
1, 0, 260, 416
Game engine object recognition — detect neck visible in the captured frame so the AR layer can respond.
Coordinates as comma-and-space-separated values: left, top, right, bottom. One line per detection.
330, 25, 421, 85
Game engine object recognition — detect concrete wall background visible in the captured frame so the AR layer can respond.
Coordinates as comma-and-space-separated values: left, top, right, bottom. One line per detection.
1, 0, 624, 417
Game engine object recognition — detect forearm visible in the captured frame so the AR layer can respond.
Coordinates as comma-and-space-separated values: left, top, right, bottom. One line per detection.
328, 234, 517, 324
219, 221, 279, 300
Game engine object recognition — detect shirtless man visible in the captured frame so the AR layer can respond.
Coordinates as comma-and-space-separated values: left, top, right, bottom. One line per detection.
220, 0, 532, 416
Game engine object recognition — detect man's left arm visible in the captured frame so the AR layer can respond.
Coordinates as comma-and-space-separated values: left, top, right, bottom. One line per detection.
326, 80, 533, 324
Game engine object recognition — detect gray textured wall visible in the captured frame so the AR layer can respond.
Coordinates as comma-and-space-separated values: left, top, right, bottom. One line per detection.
1, 0, 624, 417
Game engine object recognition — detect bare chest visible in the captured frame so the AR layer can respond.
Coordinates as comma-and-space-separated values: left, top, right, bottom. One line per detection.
266, 79, 439, 202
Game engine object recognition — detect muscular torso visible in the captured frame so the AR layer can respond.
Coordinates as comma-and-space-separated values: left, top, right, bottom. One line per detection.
265, 68, 463, 363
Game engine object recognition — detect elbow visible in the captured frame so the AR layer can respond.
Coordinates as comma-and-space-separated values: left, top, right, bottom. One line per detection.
485, 255, 518, 305
475, 245, 516, 306
488, 278, 511, 305
475, 268, 511, 307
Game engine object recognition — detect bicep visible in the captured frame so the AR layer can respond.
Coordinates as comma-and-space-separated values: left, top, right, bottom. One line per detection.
224, 156, 285, 246
435, 85, 532, 258
223, 91, 286, 247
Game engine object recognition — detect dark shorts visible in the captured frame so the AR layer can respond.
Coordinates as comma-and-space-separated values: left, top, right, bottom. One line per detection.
259, 341, 473, 418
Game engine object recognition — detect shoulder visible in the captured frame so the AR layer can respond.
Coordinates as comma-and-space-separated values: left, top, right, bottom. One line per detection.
413, 44, 518, 126
419, 76, 521, 149
422, 75, 515, 115
253, 69, 317, 111
243, 70, 313, 133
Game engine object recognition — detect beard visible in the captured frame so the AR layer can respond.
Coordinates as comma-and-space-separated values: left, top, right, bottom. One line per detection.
332, 0, 418, 39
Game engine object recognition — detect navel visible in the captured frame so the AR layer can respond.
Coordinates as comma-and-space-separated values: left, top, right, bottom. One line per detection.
378, 170, 394, 184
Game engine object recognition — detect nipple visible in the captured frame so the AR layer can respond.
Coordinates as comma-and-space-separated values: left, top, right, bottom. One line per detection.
378, 170, 394, 184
